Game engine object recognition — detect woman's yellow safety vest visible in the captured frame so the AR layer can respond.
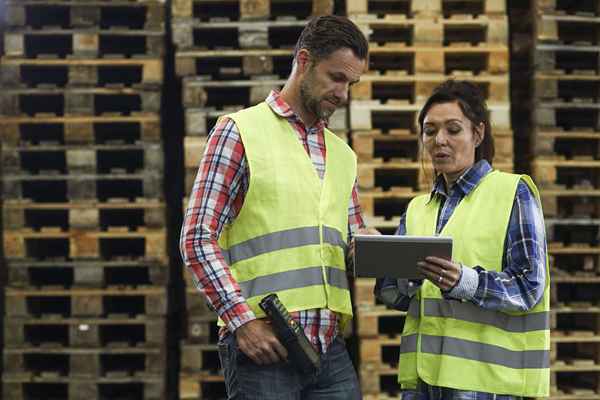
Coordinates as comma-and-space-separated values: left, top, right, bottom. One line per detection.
217, 102, 357, 329
400, 170, 550, 397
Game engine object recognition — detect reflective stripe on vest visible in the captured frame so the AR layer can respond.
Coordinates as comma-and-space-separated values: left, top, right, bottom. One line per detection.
223, 226, 346, 265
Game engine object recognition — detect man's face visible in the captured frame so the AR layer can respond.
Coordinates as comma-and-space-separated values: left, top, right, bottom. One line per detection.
299, 48, 366, 121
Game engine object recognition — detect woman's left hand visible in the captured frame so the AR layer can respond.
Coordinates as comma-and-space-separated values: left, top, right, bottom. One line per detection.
417, 256, 462, 291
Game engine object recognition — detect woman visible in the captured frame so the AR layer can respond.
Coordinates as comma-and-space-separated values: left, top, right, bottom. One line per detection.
374, 80, 549, 399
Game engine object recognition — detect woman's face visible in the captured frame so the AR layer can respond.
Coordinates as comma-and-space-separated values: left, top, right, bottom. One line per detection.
422, 101, 483, 182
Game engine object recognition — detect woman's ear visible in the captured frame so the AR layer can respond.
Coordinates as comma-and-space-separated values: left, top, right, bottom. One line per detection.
474, 122, 484, 148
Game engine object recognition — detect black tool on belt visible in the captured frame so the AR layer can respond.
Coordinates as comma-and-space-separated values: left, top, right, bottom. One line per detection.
259, 293, 321, 374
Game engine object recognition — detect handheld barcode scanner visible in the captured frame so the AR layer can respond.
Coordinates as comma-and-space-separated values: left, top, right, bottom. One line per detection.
259, 293, 321, 374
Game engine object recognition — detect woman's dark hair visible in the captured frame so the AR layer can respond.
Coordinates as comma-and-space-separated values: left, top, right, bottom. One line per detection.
418, 80, 495, 164
294, 15, 369, 63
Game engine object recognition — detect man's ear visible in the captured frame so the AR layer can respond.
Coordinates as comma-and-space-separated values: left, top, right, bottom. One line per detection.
296, 49, 312, 74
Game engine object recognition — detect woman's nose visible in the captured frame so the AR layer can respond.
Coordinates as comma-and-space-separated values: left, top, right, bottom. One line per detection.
435, 130, 448, 145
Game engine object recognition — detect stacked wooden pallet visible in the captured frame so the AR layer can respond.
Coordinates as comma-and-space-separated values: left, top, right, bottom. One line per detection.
346, 0, 512, 397
532, 0, 600, 398
0, 1, 168, 399
172, 0, 342, 397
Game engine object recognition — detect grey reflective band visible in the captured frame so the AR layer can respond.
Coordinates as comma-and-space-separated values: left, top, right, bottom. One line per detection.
239, 265, 348, 299
223, 226, 346, 265
421, 334, 550, 369
423, 299, 549, 333
408, 299, 419, 319
400, 334, 418, 353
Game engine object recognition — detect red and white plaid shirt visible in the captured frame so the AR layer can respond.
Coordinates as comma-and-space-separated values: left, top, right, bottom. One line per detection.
180, 90, 365, 352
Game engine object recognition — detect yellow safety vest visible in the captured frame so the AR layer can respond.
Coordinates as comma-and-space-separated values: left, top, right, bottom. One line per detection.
400, 170, 550, 397
217, 102, 357, 329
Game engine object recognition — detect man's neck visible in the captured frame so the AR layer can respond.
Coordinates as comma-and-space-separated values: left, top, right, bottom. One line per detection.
280, 84, 318, 127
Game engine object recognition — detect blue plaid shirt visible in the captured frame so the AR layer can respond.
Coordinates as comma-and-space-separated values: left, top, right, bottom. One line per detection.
375, 159, 547, 314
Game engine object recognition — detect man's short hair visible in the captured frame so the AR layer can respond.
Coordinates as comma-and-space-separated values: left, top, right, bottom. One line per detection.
294, 15, 369, 63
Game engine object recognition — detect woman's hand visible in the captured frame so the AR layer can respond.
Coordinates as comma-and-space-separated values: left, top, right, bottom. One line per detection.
417, 256, 462, 291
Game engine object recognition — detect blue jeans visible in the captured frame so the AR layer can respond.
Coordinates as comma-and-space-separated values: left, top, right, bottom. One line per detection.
217, 334, 361, 400
402, 379, 522, 400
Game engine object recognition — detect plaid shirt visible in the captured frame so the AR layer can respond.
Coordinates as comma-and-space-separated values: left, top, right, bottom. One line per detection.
180, 91, 364, 353
376, 159, 547, 314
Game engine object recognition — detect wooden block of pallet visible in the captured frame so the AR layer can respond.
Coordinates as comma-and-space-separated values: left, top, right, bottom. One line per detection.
5, 287, 168, 318
5, 316, 166, 347
179, 372, 225, 400
184, 314, 218, 344
4, 346, 165, 378
175, 48, 292, 79
3, 228, 167, 262
0, 87, 161, 116
350, 99, 510, 131
347, 0, 506, 18
359, 363, 400, 397
6, 0, 165, 30
172, 19, 306, 50
172, 0, 333, 21
182, 76, 284, 108
4, 29, 165, 58
350, 72, 510, 103
0, 115, 161, 146
352, 15, 507, 47
1, 143, 163, 175
2, 172, 163, 202
0, 57, 163, 87
3, 376, 164, 400
359, 336, 401, 368
5, 259, 169, 288
3, 199, 166, 230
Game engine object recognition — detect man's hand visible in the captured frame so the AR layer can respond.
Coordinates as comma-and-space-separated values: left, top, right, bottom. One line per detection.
235, 319, 288, 365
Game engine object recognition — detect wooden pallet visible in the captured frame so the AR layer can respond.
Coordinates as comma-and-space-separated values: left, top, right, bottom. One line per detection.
1, 57, 163, 86
172, 19, 306, 50
532, 159, 600, 189
5, 259, 169, 288
351, 72, 510, 103
350, 100, 510, 131
5, 316, 166, 347
5, 287, 167, 318
182, 76, 284, 108
1, 87, 161, 116
359, 363, 401, 397
533, 130, 600, 161
540, 187, 600, 218
3, 172, 162, 202
6, 0, 164, 30
533, 0, 600, 16
347, 0, 506, 17
1, 144, 163, 175
353, 15, 507, 47
356, 306, 406, 338
4, 346, 165, 378
535, 44, 600, 74
546, 218, 600, 246
172, 0, 335, 21
535, 13, 600, 46
175, 48, 293, 79
534, 73, 600, 102
3, 199, 166, 230
551, 272, 600, 306
359, 190, 417, 224
368, 45, 509, 75
359, 336, 402, 368
184, 105, 347, 136
3, 376, 164, 400
179, 372, 225, 400
0, 114, 161, 146
180, 342, 222, 375
4, 29, 165, 58
4, 228, 167, 262
535, 101, 600, 131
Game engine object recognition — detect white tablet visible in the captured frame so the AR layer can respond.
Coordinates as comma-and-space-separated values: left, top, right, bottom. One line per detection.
352, 234, 453, 279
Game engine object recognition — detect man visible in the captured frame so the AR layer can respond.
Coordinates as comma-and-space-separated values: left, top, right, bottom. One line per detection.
180, 15, 369, 399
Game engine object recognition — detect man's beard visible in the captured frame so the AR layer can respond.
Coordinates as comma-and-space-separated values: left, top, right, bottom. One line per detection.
299, 69, 338, 122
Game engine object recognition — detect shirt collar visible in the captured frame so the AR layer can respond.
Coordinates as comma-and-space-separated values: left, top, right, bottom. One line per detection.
428, 159, 492, 202
265, 90, 326, 133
